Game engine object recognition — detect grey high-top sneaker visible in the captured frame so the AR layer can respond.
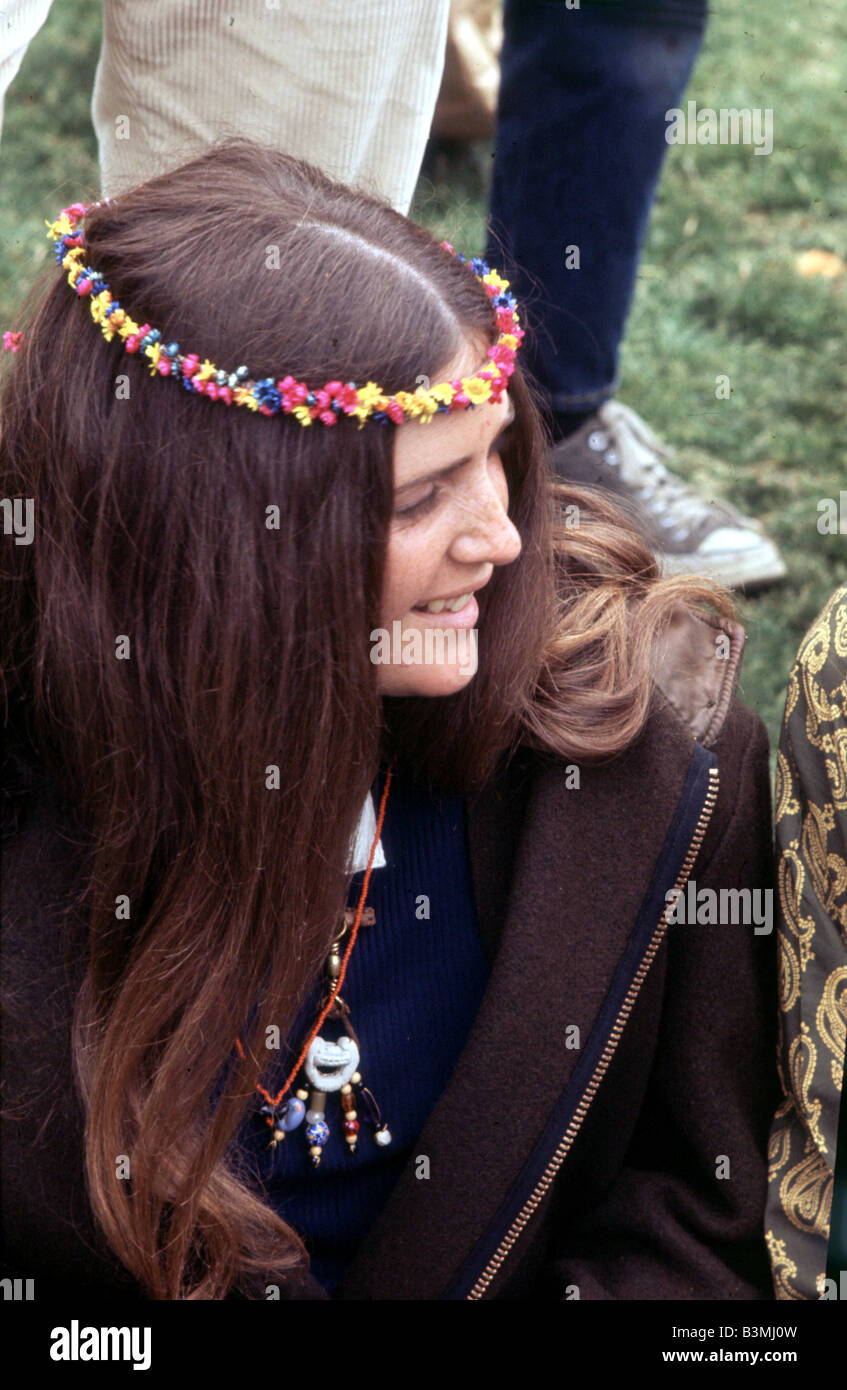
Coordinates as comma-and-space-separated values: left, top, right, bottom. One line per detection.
551, 400, 786, 590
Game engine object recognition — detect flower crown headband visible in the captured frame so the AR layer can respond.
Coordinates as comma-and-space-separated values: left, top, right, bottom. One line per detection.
2, 200, 524, 428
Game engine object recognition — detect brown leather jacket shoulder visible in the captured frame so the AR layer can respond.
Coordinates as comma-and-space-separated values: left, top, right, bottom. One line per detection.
652, 603, 747, 748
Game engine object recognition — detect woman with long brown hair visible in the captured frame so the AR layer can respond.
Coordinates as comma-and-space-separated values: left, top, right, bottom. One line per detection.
0, 138, 778, 1301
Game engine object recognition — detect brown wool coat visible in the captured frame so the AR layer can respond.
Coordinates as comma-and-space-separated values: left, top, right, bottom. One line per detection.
0, 604, 780, 1301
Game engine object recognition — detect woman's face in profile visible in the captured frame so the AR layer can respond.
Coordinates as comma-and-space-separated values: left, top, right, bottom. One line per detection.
377, 341, 522, 698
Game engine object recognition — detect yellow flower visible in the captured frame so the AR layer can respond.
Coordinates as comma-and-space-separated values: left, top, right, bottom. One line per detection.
355, 381, 386, 412
61, 247, 84, 270
350, 382, 389, 423
89, 290, 112, 326
407, 390, 438, 422
46, 214, 73, 240
392, 391, 415, 415
240, 392, 261, 412
463, 377, 493, 406
100, 307, 124, 343
117, 317, 139, 340
232, 386, 252, 407
499, 334, 519, 351
292, 405, 313, 426
195, 359, 217, 382
482, 270, 509, 293
430, 382, 456, 407
145, 343, 162, 374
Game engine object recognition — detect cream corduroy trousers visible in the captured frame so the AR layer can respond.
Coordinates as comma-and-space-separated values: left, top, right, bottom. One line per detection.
0, 0, 451, 214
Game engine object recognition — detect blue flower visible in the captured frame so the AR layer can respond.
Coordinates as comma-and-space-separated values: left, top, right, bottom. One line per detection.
253, 378, 282, 413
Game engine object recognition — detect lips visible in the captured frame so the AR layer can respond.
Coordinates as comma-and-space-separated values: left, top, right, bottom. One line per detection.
412, 593, 474, 614
412, 578, 491, 613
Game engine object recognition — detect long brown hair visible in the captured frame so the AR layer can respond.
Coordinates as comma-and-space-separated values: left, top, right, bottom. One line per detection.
0, 138, 735, 1298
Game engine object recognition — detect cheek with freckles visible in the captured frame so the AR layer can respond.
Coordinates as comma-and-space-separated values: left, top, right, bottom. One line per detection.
379, 514, 451, 627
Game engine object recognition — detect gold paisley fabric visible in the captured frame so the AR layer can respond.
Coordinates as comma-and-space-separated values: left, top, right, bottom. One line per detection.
767, 585, 847, 1299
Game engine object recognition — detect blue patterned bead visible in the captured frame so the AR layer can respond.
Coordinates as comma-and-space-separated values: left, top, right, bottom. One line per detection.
215, 370, 228, 385
235, 365, 249, 380
305, 1119, 329, 1145
164, 342, 179, 357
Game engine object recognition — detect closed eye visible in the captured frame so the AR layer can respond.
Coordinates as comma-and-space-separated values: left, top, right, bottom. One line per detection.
393, 421, 517, 521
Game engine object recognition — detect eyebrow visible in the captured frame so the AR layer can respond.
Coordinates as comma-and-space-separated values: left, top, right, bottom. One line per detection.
395, 401, 517, 492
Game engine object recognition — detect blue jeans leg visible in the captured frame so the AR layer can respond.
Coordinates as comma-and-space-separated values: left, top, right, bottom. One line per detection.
486, 0, 708, 414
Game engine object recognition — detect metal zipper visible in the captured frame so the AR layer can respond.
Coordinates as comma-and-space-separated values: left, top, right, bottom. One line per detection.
465, 762, 720, 1299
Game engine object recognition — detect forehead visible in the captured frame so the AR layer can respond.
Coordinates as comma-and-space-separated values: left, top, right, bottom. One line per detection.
393, 391, 512, 481
392, 339, 513, 484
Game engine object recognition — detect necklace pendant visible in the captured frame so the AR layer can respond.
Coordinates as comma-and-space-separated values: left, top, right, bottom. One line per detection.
304, 1087, 329, 1167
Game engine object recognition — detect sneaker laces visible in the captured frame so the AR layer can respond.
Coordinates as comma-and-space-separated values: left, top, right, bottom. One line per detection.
595, 400, 729, 536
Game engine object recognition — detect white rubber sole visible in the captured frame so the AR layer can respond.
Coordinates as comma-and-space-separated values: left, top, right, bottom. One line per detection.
659, 543, 788, 591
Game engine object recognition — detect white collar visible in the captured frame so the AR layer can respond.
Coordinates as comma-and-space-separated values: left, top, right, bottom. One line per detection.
347, 790, 387, 873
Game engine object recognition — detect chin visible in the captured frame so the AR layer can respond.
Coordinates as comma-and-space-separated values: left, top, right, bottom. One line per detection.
372, 614, 479, 696
377, 663, 478, 698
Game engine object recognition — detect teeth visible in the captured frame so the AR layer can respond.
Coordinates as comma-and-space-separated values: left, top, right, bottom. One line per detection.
416, 593, 472, 614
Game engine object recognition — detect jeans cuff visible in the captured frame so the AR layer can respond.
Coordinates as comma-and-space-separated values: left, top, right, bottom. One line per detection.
548, 379, 619, 412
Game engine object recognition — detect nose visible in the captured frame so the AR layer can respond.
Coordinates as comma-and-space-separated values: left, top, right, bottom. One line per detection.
448, 467, 522, 569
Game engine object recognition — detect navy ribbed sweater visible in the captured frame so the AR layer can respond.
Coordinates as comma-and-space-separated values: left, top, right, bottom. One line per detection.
237, 765, 491, 1294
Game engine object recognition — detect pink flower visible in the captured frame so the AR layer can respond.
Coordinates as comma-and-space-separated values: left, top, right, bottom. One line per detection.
279, 376, 309, 410
319, 410, 338, 426
2, 331, 23, 353
385, 400, 405, 425
447, 379, 471, 410
336, 384, 359, 413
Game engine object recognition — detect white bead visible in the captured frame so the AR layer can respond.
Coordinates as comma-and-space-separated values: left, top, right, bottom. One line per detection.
374, 1127, 392, 1146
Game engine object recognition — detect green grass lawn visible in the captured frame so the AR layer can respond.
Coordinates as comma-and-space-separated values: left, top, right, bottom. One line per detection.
2, 0, 845, 768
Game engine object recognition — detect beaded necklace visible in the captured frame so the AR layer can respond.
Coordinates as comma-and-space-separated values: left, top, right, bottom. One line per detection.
234, 757, 395, 1167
